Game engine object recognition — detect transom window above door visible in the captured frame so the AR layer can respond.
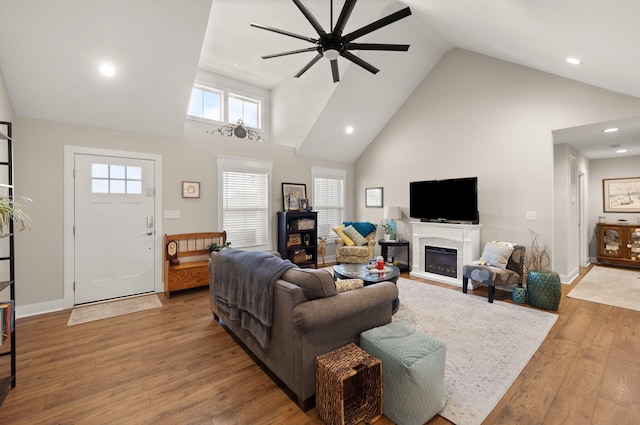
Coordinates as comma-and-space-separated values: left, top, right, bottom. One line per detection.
91, 163, 142, 194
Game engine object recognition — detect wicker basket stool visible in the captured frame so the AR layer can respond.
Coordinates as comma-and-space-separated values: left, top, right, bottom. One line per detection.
315, 343, 382, 425
361, 321, 446, 425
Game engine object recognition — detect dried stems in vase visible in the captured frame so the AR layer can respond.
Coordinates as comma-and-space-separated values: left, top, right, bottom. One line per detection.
526, 229, 550, 272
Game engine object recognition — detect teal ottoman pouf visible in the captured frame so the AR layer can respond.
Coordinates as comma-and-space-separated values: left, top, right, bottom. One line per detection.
360, 321, 446, 425
527, 270, 561, 310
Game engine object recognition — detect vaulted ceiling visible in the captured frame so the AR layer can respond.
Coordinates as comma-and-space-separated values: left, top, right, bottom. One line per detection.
1, 0, 639, 160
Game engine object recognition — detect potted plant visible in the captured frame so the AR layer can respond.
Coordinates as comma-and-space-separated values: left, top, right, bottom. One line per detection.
381, 220, 396, 241
208, 241, 231, 253
0, 195, 31, 234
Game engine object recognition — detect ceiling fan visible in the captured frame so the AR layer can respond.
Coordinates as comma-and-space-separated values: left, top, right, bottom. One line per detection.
250, 0, 412, 83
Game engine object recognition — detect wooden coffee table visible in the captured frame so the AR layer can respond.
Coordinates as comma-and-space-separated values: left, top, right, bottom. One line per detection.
333, 264, 400, 313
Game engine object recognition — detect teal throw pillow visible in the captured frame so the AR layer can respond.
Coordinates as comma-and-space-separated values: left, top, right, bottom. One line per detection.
343, 221, 376, 237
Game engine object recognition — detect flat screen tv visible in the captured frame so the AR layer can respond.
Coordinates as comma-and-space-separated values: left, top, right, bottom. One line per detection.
410, 177, 479, 224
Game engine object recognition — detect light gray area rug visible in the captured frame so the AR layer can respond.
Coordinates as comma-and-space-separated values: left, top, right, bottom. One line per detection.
567, 266, 640, 311
67, 294, 162, 326
393, 277, 558, 425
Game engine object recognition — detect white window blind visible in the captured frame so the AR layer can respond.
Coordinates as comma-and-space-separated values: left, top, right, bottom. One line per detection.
312, 167, 346, 239
218, 157, 272, 249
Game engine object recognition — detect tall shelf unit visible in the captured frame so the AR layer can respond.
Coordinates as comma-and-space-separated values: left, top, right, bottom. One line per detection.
0, 120, 16, 406
277, 211, 318, 268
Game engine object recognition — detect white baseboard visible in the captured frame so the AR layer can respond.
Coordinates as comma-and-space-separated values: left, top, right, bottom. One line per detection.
16, 299, 65, 318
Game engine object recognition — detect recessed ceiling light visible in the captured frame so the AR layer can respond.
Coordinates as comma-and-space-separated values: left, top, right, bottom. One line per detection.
345, 126, 354, 134
616, 149, 627, 154
99, 63, 115, 77
566, 57, 582, 65
603, 127, 619, 133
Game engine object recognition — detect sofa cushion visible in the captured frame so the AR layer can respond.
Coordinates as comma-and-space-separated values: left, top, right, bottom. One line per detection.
333, 224, 355, 246
283, 268, 337, 299
478, 241, 515, 270
343, 221, 376, 237
343, 225, 369, 246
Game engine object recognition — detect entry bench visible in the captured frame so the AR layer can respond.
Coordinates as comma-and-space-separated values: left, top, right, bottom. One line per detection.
163, 232, 226, 297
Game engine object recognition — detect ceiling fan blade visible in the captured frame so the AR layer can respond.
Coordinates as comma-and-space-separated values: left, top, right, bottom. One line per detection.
330, 59, 340, 83
250, 23, 318, 44
333, 0, 357, 37
293, 0, 327, 36
342, 7, 411, 42
295, 53, 323, 78
340, 51, 379, 74
261, 47, 318, 59
346, 42, 409, 51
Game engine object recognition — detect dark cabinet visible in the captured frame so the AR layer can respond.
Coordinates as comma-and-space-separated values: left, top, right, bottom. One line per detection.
278, 211, 318, 268
378, 240, 411, 272
596, 222, 640, 269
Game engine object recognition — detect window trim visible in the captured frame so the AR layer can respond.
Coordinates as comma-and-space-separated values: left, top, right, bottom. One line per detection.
187, 85, 264, 131
217, 155, 273, 251
187, 84, 224, 123
228, 92, 262, 130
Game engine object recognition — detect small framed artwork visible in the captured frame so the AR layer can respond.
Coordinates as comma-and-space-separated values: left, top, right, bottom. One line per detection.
282, 182, 307, 211
365, 187, 383, 208
299, 198, 309, 211
288, 233, 302, 247
182, 181, 200, 198
603, 177, 640, 212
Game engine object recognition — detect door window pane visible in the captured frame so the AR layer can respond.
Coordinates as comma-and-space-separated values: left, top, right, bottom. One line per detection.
91, 163, 143, 194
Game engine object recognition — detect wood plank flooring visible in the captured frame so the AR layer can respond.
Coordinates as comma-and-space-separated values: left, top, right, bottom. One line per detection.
0, 265, 638, 424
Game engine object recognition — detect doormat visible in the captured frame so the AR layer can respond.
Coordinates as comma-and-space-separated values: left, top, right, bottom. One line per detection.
67, 294, 162, 326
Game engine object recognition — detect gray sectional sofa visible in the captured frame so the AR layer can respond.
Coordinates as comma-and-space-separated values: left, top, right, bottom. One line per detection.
208, 249, 398, 410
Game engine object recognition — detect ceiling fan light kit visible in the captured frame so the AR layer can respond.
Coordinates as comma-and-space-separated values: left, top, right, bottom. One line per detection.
251, 0, 412, 83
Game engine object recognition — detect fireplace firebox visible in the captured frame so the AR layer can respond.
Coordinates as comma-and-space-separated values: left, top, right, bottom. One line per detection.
425, 246, 457, 278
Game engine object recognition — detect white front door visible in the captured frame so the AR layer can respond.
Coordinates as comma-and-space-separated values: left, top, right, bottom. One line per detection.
74, 154, 156, 304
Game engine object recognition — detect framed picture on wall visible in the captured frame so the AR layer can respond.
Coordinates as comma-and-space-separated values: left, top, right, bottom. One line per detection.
282, 183, 306, 211
182, 181, 200, 198
365, 187, 383, 208
603, 177, 640, 212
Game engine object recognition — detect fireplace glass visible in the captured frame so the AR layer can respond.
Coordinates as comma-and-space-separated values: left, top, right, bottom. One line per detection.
425, 246, 457, 278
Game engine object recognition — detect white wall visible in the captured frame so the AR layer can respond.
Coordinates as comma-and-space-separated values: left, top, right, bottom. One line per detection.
354, 49, 640, 272
0, 69, 13, 122
0, 69, 14, 303
13, 117, 353, 311
588, 155, 640, 260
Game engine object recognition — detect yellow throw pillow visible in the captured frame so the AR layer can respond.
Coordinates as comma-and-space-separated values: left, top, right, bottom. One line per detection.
332, 224, 355, 246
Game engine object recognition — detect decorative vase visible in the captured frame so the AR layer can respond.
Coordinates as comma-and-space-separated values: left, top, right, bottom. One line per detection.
512, 284, 527, 304
526, 270, 561, 310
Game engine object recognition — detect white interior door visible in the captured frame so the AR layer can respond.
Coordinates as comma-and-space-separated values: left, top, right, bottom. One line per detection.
74, 153, 156, 304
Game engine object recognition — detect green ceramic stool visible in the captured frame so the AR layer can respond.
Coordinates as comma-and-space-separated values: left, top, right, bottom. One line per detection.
526, 270, 561, 310
512, 284, 527, 304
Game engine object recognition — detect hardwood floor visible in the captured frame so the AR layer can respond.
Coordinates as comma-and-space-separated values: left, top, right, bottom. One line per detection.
0, 266, 638, 424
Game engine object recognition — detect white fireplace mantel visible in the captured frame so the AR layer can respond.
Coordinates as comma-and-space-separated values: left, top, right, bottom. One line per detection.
410, 221, 482, 287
